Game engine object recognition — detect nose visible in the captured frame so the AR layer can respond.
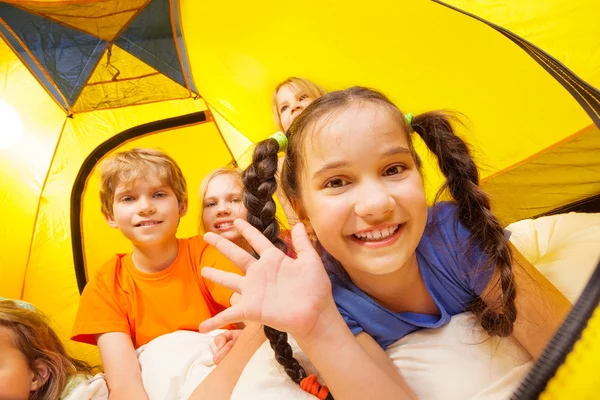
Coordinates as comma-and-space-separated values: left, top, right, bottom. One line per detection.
354, 181, 395, 220
290, 103, 303, 115
137, 196, 156, 215
216, 201, 231, 217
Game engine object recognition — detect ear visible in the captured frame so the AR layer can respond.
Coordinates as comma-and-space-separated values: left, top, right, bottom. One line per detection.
103, 212, 118, 228
290, 199, 316, 238
291, 198, 309, 225
179, 198, 189, 217
29, 360, 50, 392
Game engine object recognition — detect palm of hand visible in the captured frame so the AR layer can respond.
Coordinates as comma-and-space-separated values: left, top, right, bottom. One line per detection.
200, 220, 335, 341
240, 246, 332, 339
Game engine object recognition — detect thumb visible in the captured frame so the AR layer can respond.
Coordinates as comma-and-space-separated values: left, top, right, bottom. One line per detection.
291, 223, 316, 256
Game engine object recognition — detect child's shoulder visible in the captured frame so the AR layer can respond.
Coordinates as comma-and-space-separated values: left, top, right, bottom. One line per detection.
179, 235, 210, 253
89, 254, 128, 281
428, 201, 459, 222
422, 201, 467, 245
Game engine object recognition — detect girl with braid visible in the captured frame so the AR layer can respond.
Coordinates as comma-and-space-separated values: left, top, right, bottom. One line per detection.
198, 87, 571, 399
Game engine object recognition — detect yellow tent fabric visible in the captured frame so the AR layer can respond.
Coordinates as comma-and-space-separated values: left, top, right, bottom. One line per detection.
1, 0, 599, 390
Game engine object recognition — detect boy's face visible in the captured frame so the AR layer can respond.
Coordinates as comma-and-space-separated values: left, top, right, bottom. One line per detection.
105, 173, 187, 248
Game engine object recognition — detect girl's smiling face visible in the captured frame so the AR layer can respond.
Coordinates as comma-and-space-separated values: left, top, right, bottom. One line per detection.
297, 101, 428, 284
202, 173, 248, 245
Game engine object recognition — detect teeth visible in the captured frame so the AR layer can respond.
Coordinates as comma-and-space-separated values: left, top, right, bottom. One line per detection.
139, 221, 158, 226
353, 225, 399, 242
217, 222, 233, 229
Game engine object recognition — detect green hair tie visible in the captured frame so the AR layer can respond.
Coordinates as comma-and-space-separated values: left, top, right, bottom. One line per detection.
270, 131, 288, 153
405, 113, 413, 127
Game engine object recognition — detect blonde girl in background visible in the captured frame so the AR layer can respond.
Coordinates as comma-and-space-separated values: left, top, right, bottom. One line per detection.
198, 167, 251, 365
272, 77, 327, 226
272, 77, 327, 132
199, 167, 250, 254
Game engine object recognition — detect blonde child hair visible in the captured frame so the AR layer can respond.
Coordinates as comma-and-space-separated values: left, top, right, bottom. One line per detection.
99, 148, 188, 219
0, 300, 95, 400
272, 77, 327, 131
197, 167, 243, 235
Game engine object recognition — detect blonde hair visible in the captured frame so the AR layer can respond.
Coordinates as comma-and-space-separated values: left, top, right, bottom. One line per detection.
99, 148, 188, 218
0, 300, 96, 400
197, 167, 243, 235
272, 77, 327, 131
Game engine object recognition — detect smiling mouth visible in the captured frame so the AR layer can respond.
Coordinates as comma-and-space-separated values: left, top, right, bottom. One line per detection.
351, 225, 401, 242
136, 221, 161, 227
216, 221, 234, 229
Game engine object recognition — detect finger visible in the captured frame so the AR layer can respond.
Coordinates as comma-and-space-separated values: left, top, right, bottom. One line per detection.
291, 223, 317, 256
234, 219, 280, 255
204, 232, 256, 272
199, 307, 244, 333
213, 340, 235, 365
214, 335, 226, 349
201, 267, 243, 293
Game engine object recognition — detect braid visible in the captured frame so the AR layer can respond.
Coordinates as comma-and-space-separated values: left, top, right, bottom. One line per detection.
411, 112, 517, 337
242, 138, 287, 252
243, 137, 334, 397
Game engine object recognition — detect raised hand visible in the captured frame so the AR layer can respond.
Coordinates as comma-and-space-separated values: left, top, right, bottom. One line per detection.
199, 219, 334, 341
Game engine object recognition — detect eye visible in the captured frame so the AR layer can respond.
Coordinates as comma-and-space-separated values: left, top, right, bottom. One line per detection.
383, 164, 406, 176
154, 192, 166, 198
205, 202, 216, 208
231, 197, 241, 203
120, 196, 134, 202
299, 93, 309, 101
324, 178, 348, 189
280, 105, 289, 113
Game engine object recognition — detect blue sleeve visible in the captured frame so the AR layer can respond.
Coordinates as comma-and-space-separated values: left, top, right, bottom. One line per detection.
429, 202, 507, 295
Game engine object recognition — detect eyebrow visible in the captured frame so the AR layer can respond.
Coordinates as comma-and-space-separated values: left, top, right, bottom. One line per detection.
311, 146, 412, 180
383, 146, 411, 158
114, 184, 168, 197
204, 189, 242, 200
114, 187, 132, 197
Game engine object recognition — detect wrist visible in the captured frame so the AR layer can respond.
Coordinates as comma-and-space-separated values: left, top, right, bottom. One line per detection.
296, 301, 350, 350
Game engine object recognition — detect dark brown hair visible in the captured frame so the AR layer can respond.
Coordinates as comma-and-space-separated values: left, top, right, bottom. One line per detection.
0, 300, 97, 400
243, 86, 517, 395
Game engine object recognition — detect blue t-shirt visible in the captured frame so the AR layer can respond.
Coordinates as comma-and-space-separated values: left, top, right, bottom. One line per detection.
324, 202, 504, 349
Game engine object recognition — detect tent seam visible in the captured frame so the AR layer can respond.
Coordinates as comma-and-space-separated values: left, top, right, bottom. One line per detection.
20, 117, 69, 299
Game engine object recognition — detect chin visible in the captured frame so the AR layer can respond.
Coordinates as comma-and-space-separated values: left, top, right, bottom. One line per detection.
220, 232, 241, 242
349, 255, 410, 276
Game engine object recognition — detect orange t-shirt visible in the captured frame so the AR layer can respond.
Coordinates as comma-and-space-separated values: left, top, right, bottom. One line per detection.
71, 236, 241, 348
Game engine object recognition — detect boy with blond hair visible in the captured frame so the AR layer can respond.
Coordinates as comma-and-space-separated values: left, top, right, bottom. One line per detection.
72, 148, 241, 399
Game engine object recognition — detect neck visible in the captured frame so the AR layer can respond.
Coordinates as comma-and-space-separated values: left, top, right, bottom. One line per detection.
131, 237, 179, 273
345, 253, 428, 313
